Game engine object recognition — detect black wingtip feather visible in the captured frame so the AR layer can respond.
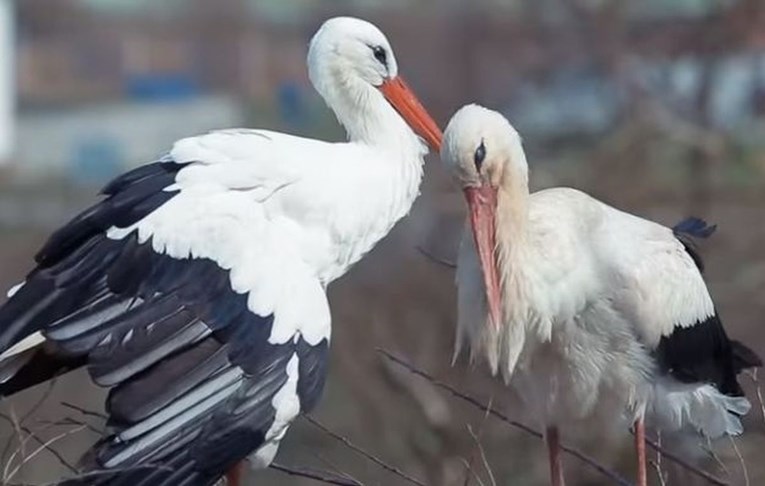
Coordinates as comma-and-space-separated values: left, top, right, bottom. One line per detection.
730, 339, 763, 371
657, 313, 760, 398
0, 350, 87, 397
672, 216, 717, 273
673, 217, 717, 239
36, 161, 185, 267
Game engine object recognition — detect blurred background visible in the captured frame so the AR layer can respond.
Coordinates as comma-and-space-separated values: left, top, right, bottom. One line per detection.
0, 0, 764, 484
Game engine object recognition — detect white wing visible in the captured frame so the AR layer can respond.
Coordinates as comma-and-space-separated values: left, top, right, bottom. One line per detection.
0, 129, 352, 484
593, 206, 715, 347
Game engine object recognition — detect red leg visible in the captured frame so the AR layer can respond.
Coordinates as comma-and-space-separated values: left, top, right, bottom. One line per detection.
634, 416, 647, 486
225, 461, 245, 486
545, 426, 565, 486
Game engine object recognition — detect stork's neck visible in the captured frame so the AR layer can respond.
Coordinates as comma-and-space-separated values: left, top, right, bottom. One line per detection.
495, 176, 531, 267
321, 74, 427, 157
310, 78, 427, 284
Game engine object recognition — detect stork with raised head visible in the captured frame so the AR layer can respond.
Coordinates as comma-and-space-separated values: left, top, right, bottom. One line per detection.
0, 17, 442, 486
441, 104, 761, 486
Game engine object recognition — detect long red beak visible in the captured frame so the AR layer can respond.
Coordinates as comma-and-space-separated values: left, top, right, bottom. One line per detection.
380, 76, 442, 151
464, 186, 502, 329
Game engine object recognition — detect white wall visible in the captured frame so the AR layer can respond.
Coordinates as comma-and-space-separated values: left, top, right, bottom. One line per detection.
0, 0, 13, 165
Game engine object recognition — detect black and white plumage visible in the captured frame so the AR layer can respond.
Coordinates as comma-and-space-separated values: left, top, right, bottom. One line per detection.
441, 105, 761, 486
0, 16, 442, 486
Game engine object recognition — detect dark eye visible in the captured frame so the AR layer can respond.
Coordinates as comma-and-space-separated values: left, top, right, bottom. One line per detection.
474, 140, 486, 172
372, 45, 388, 66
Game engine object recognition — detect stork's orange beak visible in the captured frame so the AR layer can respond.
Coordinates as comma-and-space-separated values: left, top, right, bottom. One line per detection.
380, 77, 442, 151
464, 186, 502, 329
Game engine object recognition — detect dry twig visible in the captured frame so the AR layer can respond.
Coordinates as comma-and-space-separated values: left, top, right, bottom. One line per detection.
466, 425, 496, 486
745, 369, 765, 426
655, 434, 728, 486
379, 348, 740, 486
728, 436, 749, 486
462, 398, 495, 486
416, 245, 456, 269
378, 348, 632, 486
648, 430, 667, 486
269, 463, 363, 486
304, 414, 427, 486
4, 424, 87, 483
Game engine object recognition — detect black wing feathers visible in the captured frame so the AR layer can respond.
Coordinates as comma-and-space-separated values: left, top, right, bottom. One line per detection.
672, 217, 716, 273
0, 158, 331, 485
36, 161, 185, 267
657, 314, 744, 396
657, 217, 762, 397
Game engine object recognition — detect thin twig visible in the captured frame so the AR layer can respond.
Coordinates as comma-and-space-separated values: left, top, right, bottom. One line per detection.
1, 407, 26, 482
416, 245, 456, 269
745, 369, 765, 426
20, 380, 57, 425
704, 434, 730, 478
728, 435, 749, 486
642, 434, 728, 486
60, 401, 108, 420
269, 463, 363, 486
459, 457, 486, 486
377, 348, 632, 486
5, 424, 87, 482
467, 425, 496, 486
463, 398, 495, 486
19, 425, 79, 474
311, 453, 365, 486
380, 348, 736, 486
303, 415, 426, 486
648, 430, 667, 486
39, 416, 105, 436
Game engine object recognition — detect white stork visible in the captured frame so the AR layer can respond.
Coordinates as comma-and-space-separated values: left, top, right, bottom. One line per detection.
441, 104, 761, 486
0, 17, 442, 486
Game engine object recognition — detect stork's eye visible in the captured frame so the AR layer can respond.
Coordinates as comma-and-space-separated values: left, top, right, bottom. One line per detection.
371, 45, 388, 67
474, 140, 487, 172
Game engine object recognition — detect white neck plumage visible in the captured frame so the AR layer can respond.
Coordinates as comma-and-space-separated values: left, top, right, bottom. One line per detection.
317, 69, 427, 158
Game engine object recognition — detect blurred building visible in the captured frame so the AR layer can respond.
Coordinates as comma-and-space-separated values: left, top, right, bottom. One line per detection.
8, 0, 765, 179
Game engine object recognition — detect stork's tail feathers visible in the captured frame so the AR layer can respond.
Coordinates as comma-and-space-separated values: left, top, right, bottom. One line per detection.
650, 379, 751, 438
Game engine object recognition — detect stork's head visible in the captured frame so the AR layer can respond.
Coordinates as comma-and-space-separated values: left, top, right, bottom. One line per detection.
441, 105, 528, 328
308, 17, 441, 150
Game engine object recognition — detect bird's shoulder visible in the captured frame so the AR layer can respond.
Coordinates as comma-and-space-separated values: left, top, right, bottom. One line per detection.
587, 206, 716, 347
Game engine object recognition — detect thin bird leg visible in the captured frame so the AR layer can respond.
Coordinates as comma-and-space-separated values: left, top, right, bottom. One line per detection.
634, 415, 647, 486
545, 425, 565, 486
225, 461, 245, 486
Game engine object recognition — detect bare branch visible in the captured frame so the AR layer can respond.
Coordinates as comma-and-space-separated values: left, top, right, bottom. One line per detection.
311, 453, 366, 486
466, 425, 496, 486
459, 456, 486, 486
650, 433, 728, 486
19, 426, 79, 474
60, 401, 108, 420
4, 424, 87, 483
745, 369, 765, 427
648, 430, 667, 486
728, 435, 749, 486
269, 463, 364, 486
416, 245, 456, 269
303, 415, 426, 486
389, 348, 732, 486
380, 348, 735, 486
377, 348, 632, 486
